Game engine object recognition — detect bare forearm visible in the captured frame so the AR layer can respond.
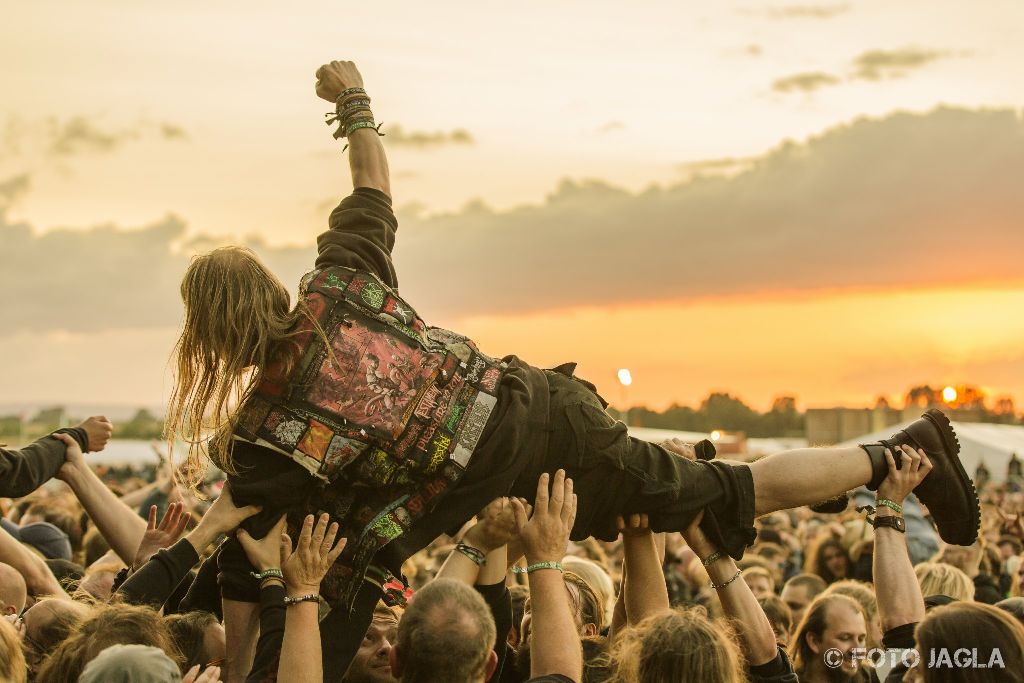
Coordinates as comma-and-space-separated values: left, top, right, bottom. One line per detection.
706, 558, 778, 666
873, 512, 925, 630
277, 603, 322, 683
0, 527, 68, 599
348, 128, 390, 197
63, 465, 146, 564
528, 569, 583, 681
622, 533, 669, 624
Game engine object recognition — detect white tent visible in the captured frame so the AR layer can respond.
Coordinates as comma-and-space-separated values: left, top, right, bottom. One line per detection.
839, 420, 1024, 483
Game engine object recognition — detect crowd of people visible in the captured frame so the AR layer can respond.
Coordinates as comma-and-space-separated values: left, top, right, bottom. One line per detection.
3, 420, 1024, 682
1, 59, 1014, 682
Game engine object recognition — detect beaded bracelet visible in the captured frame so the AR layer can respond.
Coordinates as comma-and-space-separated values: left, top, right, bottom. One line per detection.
283, 594, 321, 607
702, 551, 724, 568
876, 498, 903, 515
346, 120, 381, 137
710, 569, 743, 590
250, 568, 284, 581
455, 543, 486, 566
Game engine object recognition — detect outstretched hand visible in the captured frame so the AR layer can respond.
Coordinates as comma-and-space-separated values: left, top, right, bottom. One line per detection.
315, 60, 364, 103
511, 470, 577, 564
238, 515, 289, 573
463, 497, 520, 553
282, 514, 347, 595
53, 432, 86, 481
877, 445, 932, 505
134, 502, 191, 569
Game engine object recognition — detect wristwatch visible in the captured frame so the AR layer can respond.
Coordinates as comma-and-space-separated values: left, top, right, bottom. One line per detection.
872, 514, 906, 533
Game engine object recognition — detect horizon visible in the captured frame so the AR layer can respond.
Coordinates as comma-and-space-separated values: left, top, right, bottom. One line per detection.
3, 1, 1023, 411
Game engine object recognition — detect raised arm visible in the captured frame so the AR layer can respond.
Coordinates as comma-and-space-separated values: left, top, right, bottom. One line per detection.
316, 60, 390, 198
511, 471, 582, 683
683, 509, 778, 667
53, 433, 146, 564
873, 446, 930, 631
618, 514, 670, 626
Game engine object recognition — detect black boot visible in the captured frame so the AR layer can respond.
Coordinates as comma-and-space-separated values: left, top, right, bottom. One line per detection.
859, 409, 979, 546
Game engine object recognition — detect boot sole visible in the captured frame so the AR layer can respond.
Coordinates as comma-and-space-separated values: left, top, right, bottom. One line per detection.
921, 409, 981, 545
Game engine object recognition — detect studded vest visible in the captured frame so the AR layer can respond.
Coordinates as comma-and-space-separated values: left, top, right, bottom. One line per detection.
233, 266, 506, 607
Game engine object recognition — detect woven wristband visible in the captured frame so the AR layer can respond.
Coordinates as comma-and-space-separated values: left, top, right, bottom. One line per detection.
702, 551, 724, 568
525, 561, 563, 574
346, 120, 380, 137
876, 498, 903, 515
250, 568, 284, 581
336, 87, 366, 101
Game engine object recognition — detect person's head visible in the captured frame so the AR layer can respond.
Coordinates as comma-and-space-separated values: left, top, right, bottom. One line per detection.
344, 603, 400, 683
166, 246, 302, 479
77, 644, 183, 683
507, 584, 530, 648
913, 602, 1024, 682
805, 536, 851, 584
607, 607, 744, 683
781, 573, 828, 626
789, 593, 867, 680
759, 594, 793, 647
391, 579, 497, 683
18, 598, 92, 671
34, 603, 180, 683
164, 611, 224, 672
562, 557, 615, 626
520, 570, 605, 643
915, 562, 975, 602
1011, 553, 1024, 598
996, 597, 1024, 626
0, 616, 28, 683
0, 562, 27, 616
742, 566, 776, 600
22, 502, 82, 556
823, 580, 881, 649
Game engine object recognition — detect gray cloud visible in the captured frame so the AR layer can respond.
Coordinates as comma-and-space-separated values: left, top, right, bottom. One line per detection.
49, 117, 137, 156
1, 116, 189, 158
3, 106, 1023, 334
383, 124, 474, 149
850, 47, 953, 81
771, 71, 841, 93
762, 3, 851, 19
0, 174, 31, 206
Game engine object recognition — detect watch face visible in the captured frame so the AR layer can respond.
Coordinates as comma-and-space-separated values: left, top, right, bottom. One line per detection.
895, 516, 906, 532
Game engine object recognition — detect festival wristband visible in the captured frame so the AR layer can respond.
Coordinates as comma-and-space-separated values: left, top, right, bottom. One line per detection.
876, 498, 903, 515
455, 543, 486, 566
283, 594, 320, 607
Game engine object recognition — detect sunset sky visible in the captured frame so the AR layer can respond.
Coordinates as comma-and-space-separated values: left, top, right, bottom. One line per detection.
3, 0, 1024, 415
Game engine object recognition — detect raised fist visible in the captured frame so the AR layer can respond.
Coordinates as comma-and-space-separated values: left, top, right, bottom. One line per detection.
315, 60, 364, 103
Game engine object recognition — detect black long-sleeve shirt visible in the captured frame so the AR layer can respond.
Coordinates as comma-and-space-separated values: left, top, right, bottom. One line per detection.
0, 428, 87, 498
116, 538, 199, 609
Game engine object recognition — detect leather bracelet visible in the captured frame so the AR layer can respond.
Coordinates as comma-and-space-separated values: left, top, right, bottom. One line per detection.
876, 498, 903, 515
702, 551, 724, 568
250, 568, 284, 581
709, 569, 743, 590
283, 594, 321, 607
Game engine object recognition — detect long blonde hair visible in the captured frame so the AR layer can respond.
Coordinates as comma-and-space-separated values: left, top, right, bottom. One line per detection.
607, 608, 745, 683
165, 246, 302, 483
